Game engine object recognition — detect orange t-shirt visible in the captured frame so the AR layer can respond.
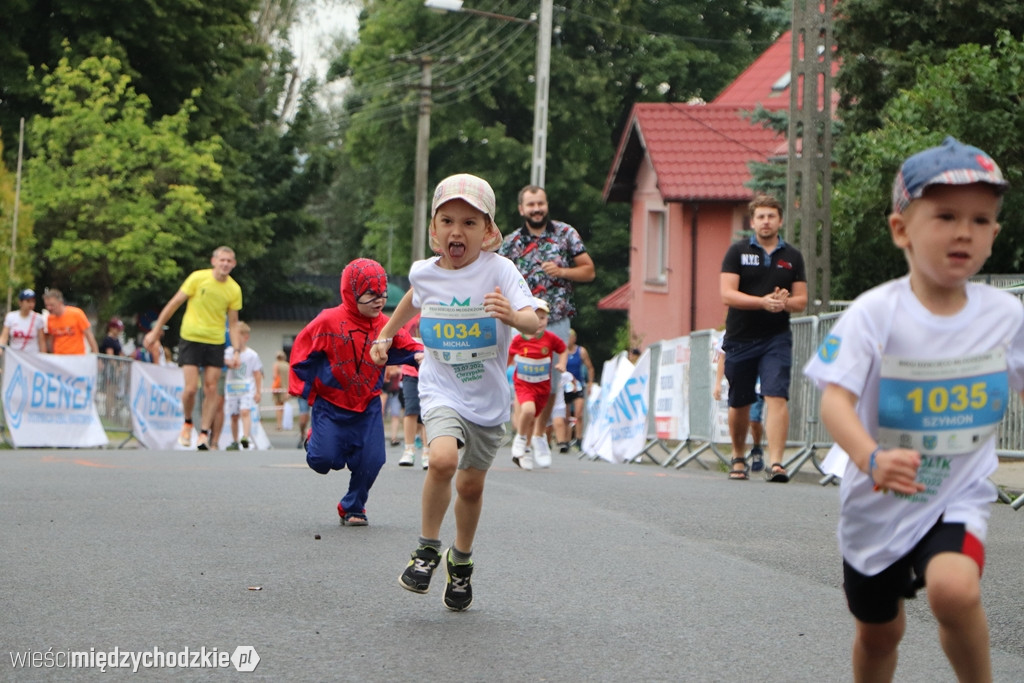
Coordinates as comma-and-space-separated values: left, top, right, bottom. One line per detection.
47, 306, 91, 355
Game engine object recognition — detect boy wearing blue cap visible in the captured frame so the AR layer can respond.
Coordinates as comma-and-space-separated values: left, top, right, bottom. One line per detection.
804, 137, 1024, 682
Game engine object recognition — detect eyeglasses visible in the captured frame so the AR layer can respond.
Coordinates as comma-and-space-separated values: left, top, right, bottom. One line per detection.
357, 293, 387, 305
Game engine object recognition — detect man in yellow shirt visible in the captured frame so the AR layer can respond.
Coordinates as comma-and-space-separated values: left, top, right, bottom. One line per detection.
145, 246, 243, 450
43, 289, 99, 355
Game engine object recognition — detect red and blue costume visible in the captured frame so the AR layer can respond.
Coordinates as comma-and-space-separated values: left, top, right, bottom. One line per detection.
289, 259, 421, 521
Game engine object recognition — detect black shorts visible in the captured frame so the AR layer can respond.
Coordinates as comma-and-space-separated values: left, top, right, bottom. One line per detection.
843, 520, 984, 624
178, 339, 226, 369
564, 390, 583, 403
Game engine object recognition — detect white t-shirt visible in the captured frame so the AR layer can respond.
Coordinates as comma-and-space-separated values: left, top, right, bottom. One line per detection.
803, 277, 1024, 575
411, 252, 534, 427
3, 310, 45, 353
223, 347, 263, 397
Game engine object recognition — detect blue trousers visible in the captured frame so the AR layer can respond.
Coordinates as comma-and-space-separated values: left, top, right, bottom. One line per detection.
306, 395, 386, 516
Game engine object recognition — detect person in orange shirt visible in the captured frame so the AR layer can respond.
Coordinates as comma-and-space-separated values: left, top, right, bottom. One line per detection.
43, 289, 98, 355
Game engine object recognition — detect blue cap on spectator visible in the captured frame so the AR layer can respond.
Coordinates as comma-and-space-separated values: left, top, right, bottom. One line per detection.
18, 289, 35, 300
892, 136, 1008, 214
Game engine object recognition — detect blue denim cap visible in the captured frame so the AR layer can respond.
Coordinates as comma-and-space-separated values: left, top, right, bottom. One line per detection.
18, 288, 35, 300
892, 136, 1008, 213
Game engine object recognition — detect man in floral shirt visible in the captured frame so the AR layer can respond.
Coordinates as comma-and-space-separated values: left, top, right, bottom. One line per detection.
500, 186, 595, 340
500, 186, 595, 454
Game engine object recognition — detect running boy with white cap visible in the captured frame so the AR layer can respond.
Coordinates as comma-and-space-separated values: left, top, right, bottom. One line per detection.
371, 173, 538, 611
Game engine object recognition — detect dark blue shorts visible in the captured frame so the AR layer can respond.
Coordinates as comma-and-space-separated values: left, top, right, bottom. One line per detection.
722, 330, 792, 407
401, 375, 421, 418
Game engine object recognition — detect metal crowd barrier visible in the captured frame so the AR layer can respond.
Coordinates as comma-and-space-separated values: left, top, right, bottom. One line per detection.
635, 310, 1024, 510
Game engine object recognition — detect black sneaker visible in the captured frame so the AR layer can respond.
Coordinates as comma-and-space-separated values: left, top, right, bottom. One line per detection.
399, 546, 441, 594
443, 547, 474, 611
240, 436, 250, 449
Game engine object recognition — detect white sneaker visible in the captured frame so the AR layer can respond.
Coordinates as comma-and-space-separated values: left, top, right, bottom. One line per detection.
519, 449, 535, 471
422, 449, 430, 470
531, 436, 552, 468
511, 435, 529, 469
399, 447, 415, 467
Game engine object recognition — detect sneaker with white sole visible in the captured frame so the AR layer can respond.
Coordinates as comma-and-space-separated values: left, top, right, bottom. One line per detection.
511, 434, 529, 469
398, 447, 416, 467
178, 424, 192, 448
442, 547, 473, 611
422, 449, 429, 470
399, 545, 441, 593
531, 436, 552, 468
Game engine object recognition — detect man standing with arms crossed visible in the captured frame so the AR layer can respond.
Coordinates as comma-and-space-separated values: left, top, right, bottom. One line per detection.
720, 195, 806, 482
145, 246, 242, 450
499, 186, 595, 463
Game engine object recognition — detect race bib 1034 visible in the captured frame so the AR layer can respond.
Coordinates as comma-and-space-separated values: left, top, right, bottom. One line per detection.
420, 303, 498, 365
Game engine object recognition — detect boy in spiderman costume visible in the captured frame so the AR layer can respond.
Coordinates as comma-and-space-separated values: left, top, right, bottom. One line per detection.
289, 258, 422, 526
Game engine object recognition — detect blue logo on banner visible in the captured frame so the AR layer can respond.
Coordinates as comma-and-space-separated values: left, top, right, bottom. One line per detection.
4, 364, 28, 428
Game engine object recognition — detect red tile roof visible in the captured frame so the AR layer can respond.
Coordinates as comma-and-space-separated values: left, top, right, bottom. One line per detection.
597, 282, 631, 311
603, 31, 839, 203
603, 103, 784, 202
713, 31, 793, 110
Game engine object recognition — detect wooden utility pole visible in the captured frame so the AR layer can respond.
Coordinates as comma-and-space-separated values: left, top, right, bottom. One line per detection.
786, 0, 835, 312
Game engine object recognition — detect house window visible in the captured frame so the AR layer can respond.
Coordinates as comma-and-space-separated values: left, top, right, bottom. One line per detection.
645, 209, 667, 284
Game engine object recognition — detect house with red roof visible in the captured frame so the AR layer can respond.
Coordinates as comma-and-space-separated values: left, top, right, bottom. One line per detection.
600, 31, 811, 344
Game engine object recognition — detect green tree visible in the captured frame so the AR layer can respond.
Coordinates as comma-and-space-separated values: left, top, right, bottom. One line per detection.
834, 0, 1024, 137
24, 46, 222, 317
831, 32, 1024, 299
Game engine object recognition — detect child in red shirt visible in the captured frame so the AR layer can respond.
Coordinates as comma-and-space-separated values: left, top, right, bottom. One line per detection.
508, 298, 566, 470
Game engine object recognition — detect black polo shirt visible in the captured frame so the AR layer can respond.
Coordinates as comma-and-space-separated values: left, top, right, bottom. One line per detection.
721, 236, 806, 342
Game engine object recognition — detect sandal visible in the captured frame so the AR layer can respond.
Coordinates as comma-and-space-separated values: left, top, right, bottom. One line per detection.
766, 462, 790, 483
728, 457, 749, 480
342, 513, 369, 526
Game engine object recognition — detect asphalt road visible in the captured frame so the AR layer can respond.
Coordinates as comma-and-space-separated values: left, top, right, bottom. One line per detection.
4, 437, 1024, 682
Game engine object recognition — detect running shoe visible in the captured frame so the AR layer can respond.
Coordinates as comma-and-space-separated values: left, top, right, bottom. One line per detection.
399, 546, 441, 593
178, 424, 192, 448
531, 436, 552, 468
399, 447, 415, 467
442, 547, 474, 611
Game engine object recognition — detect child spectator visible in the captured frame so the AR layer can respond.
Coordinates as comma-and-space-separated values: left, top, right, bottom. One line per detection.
372, 173, 538, 611
224, 322, 263, 450
290, 258, 422, 526
99, 318, 125, 356
507, 297, 567, 469
804, 137, 1024, 682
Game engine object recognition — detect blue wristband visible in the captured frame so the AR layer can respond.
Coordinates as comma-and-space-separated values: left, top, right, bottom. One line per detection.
868, 447, 881, 478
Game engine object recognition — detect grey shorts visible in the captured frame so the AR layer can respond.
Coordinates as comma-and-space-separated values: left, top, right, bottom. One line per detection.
423, 405, 506, 471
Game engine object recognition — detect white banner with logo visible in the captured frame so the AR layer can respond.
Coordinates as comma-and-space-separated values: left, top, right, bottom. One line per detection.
130, 361, 186, 450
582, 350, 651, 463
653, 336, 690, 440
2, 349, 109, 447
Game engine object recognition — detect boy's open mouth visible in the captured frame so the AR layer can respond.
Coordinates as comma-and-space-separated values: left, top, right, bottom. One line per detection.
448, 241, 466, 259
